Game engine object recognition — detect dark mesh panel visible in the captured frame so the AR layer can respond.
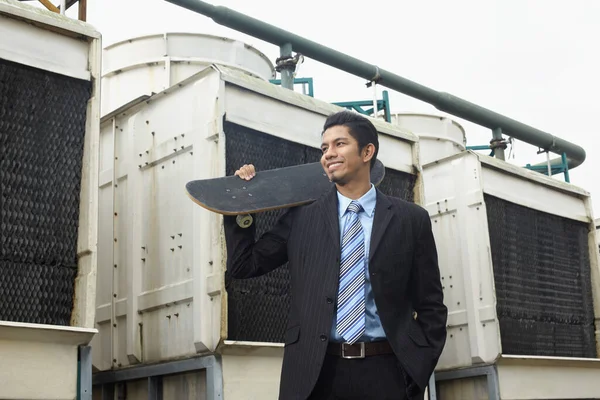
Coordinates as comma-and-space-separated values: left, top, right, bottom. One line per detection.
225, 121, 417, 342
484, 194, 596, 358
0, 59, 91, 325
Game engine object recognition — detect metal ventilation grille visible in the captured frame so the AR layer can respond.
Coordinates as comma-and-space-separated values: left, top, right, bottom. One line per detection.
0, 59, 91, 325
484, 194, 596, 358
225, 121, 417, 342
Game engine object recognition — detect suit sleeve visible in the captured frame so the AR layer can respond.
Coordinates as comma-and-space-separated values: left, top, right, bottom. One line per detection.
223, 209, 294, 279
411, 208, 448, 360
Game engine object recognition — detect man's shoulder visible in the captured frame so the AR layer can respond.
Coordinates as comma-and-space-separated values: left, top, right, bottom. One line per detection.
382, 193, 428, 219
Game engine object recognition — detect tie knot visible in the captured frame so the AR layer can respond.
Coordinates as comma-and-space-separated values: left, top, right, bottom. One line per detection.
347, 201, 363, 214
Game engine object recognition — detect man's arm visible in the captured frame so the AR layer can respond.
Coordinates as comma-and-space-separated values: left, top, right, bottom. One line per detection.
223, 163, 292, 280
410, 208, 448, 359
224, 209, 293, 279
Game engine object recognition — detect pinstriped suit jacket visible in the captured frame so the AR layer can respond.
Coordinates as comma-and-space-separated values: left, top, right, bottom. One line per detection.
224, 186, 447, 400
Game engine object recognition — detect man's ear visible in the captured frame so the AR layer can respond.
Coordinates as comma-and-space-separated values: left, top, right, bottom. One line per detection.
363, 143, 375, 163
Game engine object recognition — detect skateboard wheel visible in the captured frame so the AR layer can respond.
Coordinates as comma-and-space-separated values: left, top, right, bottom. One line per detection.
236, 214, 253, 228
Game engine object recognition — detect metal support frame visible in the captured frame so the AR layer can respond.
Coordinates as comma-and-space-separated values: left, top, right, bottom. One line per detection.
78, 345, 92, 400
434, 364, 500, 400
93, 355, 223, 400
333, 90, 392, 122
524, 151, 571, 182
19, 0, 87, 20
270, 77, 314, 97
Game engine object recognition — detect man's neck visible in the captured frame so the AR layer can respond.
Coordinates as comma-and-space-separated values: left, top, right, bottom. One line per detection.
336, 179, 371, 200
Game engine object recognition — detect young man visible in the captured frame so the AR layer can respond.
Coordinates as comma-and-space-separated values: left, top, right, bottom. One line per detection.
224, 111, 447, 400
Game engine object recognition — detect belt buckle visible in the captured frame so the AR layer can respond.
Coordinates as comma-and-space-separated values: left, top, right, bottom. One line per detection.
341, 342, 365, 359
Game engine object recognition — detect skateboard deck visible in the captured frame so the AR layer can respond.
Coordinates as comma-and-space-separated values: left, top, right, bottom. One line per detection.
186, 160, 385, 224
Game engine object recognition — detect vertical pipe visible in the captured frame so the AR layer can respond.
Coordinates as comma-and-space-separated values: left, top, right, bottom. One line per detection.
546, 151, 552, 177
279, 43, 294, 90
562, 152, 570, 182
78, 0, 87, 21
492, 127, 505, 161
60, 0, 66, 14
372, 82, 378, 119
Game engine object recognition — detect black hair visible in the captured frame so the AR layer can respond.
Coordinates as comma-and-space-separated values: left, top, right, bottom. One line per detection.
322, 110, 379, 168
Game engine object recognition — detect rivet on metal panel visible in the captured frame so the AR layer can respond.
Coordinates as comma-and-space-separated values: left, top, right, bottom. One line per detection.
457, 302, 460, 305
145, 162, 149, 166
174, 313, 179, 317
242, 187, 246, 190
181, 146, 184, 150
115, 157, 119, 160
162, 166, 165, 169
173, 160, 176, 164
178, 246, 182, 249
171, 236, 175, 239
178, 233, 182, 237
146, 150, 149, 154
113, 323, 117, 328
483, 323, 486, 327
450, 285, 453, 288
442, 286, 445, 290
139, 154, 142, 157
170, 248, 175, 252
181, 134, 185, 137
141, 258, 146, 262
209, 261, 213, 265
114, 238, 117, 242
449, 276, 452, 279
167, 315, 171, 319
114, 212, 118, 216
173, 148, 177, 152
139, 165, 142, 168
151, 132, 155, 136
434, 220, 437, 223
187, 304, 190, 307
480, 297, 483, 301
113, 294, 117, 298
450, 334, 453, 338
249, 193, 253, 197
113, 359, 117, 363
142, 246, 146, 250
190, 152, 193, 155
175, 137, 178, 141
232, 196, 236, 199
146, 121, 149, 124
114, 264, 117, 268
226, 189, 230, 192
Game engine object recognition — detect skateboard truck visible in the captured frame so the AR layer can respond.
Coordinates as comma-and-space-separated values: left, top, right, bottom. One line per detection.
236, 214, 253, 228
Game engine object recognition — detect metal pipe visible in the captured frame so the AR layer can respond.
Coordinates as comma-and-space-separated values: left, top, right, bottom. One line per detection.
279, 43, 294, 90
164, 0, 586, 170
491, 127, 505, 161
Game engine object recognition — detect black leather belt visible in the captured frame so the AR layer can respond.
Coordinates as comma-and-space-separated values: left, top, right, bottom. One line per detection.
327, 341, 393, 359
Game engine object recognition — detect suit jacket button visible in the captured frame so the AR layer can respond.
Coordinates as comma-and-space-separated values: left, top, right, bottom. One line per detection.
326, 297, 333, 304
320, 335, 327, 342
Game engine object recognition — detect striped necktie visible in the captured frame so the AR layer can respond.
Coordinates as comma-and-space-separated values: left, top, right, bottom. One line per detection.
336, 200, 366, 344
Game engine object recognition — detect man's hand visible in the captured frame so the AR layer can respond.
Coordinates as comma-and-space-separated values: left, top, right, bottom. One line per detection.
234, 164, 256, 181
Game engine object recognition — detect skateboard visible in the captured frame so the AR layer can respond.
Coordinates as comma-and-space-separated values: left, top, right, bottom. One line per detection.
185, 159, 386, 227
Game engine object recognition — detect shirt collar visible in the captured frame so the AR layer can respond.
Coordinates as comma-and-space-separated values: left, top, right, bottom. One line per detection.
337, 184, 376, 218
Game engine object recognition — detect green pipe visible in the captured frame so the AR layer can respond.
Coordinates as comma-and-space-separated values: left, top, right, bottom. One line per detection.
165, 0, 586, 170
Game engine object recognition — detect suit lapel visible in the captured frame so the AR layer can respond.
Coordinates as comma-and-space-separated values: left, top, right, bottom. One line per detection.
369, 189, 393, 262
319, 186, 341, 256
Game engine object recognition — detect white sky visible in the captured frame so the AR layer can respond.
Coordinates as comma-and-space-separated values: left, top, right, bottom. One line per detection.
60, 0, 600, 216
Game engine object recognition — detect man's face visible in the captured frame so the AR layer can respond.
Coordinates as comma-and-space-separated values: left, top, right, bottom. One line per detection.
320, 125, 366, 184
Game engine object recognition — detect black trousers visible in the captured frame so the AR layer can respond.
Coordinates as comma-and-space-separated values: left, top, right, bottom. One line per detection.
307, 353, 408, 400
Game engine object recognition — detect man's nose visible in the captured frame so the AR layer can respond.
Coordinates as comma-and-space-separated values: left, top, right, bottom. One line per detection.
324, 146, 336, 159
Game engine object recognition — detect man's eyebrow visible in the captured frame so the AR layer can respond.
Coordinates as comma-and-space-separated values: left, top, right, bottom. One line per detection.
321, 137, 346, 147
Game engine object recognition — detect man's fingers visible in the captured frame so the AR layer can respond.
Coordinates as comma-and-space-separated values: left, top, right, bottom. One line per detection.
234, 164, 256, 180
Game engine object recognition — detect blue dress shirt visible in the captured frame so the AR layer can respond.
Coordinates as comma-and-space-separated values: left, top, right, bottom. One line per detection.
330, 184, 387, 343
